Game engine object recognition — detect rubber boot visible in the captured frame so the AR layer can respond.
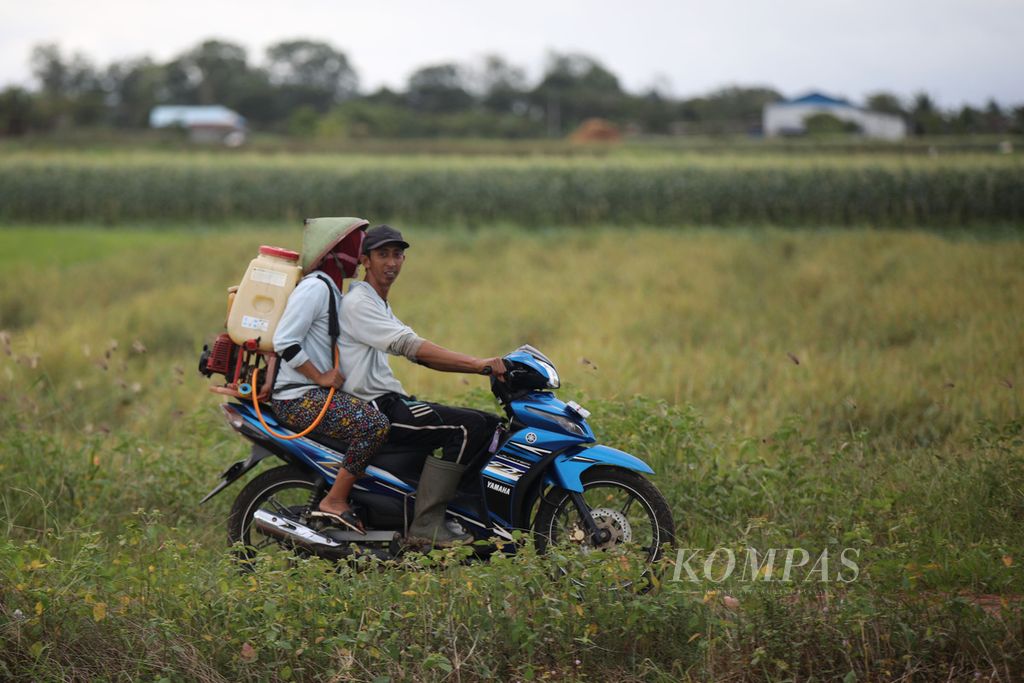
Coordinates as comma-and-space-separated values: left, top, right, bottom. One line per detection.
406, 457, 473, 548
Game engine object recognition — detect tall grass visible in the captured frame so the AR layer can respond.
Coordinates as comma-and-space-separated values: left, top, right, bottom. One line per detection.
1, 225, 1022, 680
4, 225, 1019, 444
1, 152, 1022, 226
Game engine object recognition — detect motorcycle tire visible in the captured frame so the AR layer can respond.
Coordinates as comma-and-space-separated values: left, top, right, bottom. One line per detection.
533, 465, 675, 563
227, 465, 320, 558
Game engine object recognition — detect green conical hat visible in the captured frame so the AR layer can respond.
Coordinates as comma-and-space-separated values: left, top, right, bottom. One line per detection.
301, 217, 369, 274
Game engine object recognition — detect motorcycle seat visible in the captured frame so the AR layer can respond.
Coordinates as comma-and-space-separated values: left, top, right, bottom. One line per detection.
368, 445, 431, 482
303, 429, 430, 483
305, 432, 350, 454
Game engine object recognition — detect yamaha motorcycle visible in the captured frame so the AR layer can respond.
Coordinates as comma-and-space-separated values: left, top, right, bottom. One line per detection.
202, 345, 675, 570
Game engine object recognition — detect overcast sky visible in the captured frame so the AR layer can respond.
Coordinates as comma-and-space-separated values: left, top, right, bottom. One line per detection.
2, 0, 1022, 108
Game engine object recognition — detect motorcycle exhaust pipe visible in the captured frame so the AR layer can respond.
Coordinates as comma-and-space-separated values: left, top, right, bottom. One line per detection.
251, 509, 395, 560
252, 509, 350, 560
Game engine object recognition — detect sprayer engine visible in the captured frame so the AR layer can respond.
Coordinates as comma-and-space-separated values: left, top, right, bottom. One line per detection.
199, 334, 238, 379
199, 334, 277, 401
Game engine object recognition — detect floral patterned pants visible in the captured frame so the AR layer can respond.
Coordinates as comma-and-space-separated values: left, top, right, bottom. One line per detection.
272, 388, 389, 477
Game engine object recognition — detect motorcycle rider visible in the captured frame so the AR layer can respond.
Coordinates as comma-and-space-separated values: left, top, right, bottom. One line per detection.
272, 218, 390, 534
338, 224, 506, 547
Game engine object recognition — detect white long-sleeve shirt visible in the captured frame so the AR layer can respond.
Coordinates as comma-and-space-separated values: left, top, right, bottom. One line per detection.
338, 280, 424, 402
271, 273, 343, 400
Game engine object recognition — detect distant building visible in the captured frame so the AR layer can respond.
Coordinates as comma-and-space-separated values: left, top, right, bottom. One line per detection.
149, 105, 247, 146
763, 92, 906, 140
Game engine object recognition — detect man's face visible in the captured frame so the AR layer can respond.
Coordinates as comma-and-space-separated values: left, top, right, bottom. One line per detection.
361, 244, 406, 287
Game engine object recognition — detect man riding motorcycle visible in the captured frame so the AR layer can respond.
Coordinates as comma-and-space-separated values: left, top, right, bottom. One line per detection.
338, 225, 507, 547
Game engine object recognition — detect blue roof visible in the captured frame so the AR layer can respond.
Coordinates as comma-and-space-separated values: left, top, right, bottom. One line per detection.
779, 92, 852, 107
149, 105, 247, 129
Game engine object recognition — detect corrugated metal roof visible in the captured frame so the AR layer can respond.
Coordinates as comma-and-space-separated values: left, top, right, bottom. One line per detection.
149, 105, 247, 129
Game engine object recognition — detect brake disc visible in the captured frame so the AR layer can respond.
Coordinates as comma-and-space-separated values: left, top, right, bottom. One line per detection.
590, 507, 632, 548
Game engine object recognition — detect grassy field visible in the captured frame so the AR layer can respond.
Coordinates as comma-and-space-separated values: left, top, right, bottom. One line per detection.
1, 224, 1022, 680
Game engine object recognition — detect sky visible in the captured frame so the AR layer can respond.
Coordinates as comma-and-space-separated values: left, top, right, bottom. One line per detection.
2, 0, 1022, 108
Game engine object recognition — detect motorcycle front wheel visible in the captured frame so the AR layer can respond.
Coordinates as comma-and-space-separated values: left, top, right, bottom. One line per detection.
227, 465, 320, 560
533, 466, 675, 587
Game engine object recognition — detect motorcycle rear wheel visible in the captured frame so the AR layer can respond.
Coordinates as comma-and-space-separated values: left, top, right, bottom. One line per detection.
227, 465, 320, 560
533, 466, 675, 588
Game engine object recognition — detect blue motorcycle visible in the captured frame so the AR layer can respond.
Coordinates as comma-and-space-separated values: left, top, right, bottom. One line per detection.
202, 345, 675, 567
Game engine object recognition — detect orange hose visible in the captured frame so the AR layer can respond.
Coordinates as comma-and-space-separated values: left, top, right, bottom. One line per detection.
250, 347, 339, 440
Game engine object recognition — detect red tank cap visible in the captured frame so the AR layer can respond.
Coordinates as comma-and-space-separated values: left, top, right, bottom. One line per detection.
259, 245, 300, 261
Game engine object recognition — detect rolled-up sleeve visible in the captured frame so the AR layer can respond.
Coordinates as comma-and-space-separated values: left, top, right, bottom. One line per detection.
273, 279, 328, 369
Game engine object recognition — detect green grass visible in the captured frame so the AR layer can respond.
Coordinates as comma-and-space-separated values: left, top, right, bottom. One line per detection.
2, 224, 1019, 444
1, 225, 1022, 681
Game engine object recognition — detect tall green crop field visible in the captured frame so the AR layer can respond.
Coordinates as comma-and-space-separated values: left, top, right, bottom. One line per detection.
1, 150, 1022, 227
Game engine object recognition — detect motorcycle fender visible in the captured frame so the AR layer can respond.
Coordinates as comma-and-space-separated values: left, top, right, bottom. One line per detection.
547, 445, 655, 493
199, 444, 276, 505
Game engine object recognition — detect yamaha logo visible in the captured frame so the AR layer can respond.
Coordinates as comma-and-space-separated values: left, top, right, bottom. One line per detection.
525, 432, 537, 444
486, 480, 512, 495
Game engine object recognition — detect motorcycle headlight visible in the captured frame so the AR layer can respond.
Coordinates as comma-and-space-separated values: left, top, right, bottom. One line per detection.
526, 407, 584, 437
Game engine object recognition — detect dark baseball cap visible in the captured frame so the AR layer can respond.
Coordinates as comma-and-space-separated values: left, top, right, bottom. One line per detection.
362, 224, 409, 254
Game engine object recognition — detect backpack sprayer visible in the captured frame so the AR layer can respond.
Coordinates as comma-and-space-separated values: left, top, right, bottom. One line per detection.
198, 218, 368, 439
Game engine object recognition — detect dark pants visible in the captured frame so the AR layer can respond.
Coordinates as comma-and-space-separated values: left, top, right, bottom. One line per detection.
371, 393, 501, 467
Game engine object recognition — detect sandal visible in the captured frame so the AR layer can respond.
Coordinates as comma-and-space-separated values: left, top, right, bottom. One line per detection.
309, 509, 366, 535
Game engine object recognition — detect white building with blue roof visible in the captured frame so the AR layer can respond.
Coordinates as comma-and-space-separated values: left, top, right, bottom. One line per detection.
149, 105, 247, 146
763, 92, 906, 140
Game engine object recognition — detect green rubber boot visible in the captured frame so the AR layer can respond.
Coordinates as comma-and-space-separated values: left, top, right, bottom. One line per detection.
406, 457, 473, 548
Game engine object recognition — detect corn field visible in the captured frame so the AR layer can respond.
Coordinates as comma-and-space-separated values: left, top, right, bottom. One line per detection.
1, 151, 1022, 226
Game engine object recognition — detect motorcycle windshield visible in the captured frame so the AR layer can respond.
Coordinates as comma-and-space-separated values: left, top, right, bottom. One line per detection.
514, 344, 556, 368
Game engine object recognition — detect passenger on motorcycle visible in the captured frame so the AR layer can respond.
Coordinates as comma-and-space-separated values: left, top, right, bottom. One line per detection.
338, 225, 507, 547
272, 219, 389, 535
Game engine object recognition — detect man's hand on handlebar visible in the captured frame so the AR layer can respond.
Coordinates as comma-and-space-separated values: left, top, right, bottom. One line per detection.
479, 357, 507, 381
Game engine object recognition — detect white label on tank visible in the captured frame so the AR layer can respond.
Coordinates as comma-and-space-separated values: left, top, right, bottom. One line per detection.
251, 268, 287, 287
241, 316, 270, 331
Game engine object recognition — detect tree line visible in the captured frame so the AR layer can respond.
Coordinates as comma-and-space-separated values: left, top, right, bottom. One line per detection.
1, 38, 1021, 139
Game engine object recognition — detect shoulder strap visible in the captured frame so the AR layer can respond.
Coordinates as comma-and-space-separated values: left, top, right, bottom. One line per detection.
312, 273, 340, 357
273, 275, 341, 395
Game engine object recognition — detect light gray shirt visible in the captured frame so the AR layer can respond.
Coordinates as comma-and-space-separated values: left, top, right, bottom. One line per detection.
271, 273, 343, 400
338, 280, 424, 402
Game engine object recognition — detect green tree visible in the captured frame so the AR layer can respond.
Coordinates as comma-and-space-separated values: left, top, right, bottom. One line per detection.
105, 58, 167, 128
265, 39, 358, 111
29, 43, 106, 127
682, 85, 782, 133
287, 105, 320, 137
476, 55, 528, 114
163, 39, 279, 125
866, 91, 905, 116
909, 92, 946, 135
165, 40, 258, 105
406, 63, 474, 114
334, 98, 422, 137
952, 105, 982, 134
530, 52, 624, 135
0, 87, 36, 135
1011, 105, 1024, 135
983, 99, 1008, 134
626, 87, 678, 134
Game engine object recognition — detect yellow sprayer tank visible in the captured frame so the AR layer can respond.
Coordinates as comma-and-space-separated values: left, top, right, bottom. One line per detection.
226, 246, 303, 352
